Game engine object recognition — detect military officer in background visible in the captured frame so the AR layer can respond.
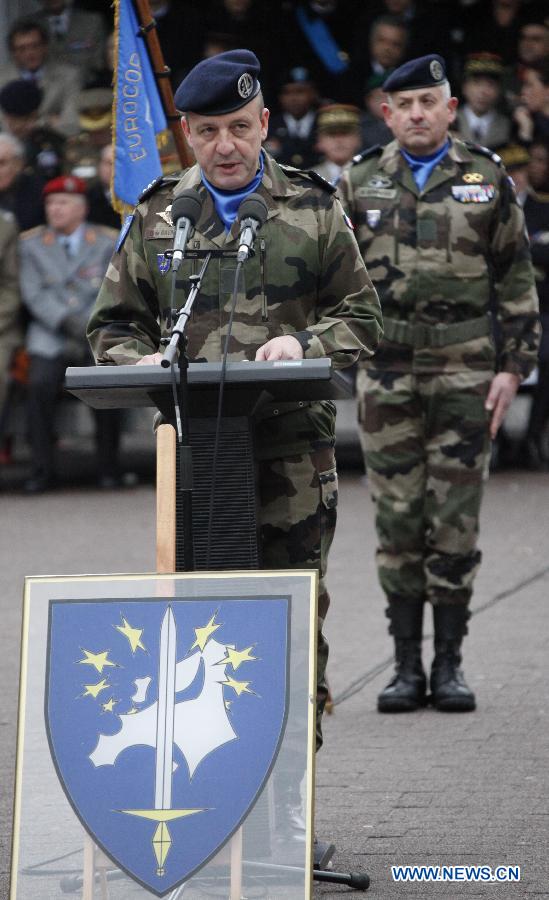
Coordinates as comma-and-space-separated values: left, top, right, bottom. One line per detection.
88, 50, 383, 754
20, 175, 121, 492
339, 55, 539, 714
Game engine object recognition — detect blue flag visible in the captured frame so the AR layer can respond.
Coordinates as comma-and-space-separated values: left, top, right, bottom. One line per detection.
112, 0, 167, 212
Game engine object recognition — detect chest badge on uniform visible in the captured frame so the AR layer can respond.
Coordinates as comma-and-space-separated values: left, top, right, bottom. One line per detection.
157, 205, 173, 226
157, 252, 172, 274
463, 172, 484, 184
366, 209, 381, 228
451, 184, 495, 203
367, 174, 392, 189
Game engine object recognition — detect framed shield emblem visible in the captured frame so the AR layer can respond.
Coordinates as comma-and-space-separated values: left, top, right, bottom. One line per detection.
11, 573, 316, 898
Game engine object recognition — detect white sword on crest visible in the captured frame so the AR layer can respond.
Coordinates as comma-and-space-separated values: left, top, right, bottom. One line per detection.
122, 606, 203, 877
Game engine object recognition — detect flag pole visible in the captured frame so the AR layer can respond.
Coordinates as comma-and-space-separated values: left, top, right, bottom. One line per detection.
132, 0, 194, 170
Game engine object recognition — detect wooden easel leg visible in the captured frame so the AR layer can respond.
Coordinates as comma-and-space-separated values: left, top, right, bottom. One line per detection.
157, 423, 176, 574
82, 833, 95, 900
230, 827, 243, 900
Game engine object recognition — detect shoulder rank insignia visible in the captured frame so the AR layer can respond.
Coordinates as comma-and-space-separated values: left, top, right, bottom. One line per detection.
463, 141, 503, 167
137, 174, 180, 204
352, 145, 383, 165
305, 169, 337, 193
279, 163, 336, 193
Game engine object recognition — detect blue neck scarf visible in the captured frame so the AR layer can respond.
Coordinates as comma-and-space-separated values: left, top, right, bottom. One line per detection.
201, 152, 265, 231
400, 140, 450, 192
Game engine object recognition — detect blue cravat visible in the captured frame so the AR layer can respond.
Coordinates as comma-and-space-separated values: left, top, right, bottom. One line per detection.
201, 152, 265, 231
401, 140, 450, 192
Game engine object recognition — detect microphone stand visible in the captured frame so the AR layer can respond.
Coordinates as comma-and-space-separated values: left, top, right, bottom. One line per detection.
161, 252, 212, 572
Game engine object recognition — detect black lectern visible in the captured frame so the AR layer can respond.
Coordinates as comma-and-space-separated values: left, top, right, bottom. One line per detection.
65, 360, 351, 572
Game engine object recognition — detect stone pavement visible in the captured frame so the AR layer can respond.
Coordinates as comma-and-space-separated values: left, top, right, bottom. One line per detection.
1, 456, 548, 899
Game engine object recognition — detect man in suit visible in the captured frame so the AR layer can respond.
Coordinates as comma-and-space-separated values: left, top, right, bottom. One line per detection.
455, 54, 511, 150
0, 19, 81, 136
20, 175, 121, 492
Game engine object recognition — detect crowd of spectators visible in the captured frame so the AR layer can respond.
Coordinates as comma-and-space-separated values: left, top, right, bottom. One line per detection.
0, 0, 548, 486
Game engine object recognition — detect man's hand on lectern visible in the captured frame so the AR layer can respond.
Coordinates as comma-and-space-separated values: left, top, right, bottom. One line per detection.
255, 335, 303, 361
136, 353, 164, 365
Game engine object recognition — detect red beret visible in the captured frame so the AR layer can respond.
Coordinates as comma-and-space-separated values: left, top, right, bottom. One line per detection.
43, 175, 88, 197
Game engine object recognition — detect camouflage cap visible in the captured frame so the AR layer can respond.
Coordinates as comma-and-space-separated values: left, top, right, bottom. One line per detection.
498, 143, 530, 170
317, 104, 361, 134
463, 53, 504, 81
382, 54, 447, 93
174, 49, 261, 115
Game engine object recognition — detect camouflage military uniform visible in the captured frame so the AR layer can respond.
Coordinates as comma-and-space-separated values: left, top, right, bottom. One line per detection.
88, 151, 383, 744
339, 137, 539, 611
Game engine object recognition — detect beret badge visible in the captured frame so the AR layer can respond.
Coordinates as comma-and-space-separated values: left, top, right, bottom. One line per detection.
237, 73, 254, 99
430, 59, 444, 81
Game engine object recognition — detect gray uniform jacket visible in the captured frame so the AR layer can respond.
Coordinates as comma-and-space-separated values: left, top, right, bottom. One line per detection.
20, 223, 117, 359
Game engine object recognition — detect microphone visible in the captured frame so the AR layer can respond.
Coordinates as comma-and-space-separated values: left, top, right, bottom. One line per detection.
170, 189, 203, 271
236, 193, 268, 263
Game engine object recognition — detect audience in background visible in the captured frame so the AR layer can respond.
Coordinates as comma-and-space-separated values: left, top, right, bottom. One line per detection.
0, 0, 548, 485
0, 19, 81, 136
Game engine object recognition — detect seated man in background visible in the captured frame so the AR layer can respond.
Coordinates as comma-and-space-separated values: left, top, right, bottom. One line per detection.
20, 175, 122, 492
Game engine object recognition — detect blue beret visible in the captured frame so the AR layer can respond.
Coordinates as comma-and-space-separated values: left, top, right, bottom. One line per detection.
382, 54, 448, 93
174, 49, 261, 116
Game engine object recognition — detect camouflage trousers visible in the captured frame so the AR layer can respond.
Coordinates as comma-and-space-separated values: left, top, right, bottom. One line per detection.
258, 447, 338, 750
358, 367, 493, 609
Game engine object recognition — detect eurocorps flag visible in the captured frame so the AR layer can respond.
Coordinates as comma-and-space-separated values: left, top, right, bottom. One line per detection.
112, 0, 167, 213
45, 597, 289, 895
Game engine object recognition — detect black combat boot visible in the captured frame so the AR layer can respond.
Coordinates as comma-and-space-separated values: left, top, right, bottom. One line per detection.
377, 599, 427, 713
431, 605, 476, 712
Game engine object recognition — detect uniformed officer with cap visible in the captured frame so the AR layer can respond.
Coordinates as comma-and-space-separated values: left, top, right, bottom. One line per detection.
339, 54, 540, 714
88, 49, 382, 751
20, 174, 120, 491
88, 49, 382, 859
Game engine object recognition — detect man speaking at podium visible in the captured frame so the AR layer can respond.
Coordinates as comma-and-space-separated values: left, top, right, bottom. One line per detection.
88, 49, 383, 751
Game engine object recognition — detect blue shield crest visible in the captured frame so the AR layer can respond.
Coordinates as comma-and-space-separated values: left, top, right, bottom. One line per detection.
157, 252, 172, 274
46, 597, 289, 895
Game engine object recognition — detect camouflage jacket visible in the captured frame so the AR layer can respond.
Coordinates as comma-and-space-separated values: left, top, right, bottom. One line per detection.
338, 138, 539, 377
88, 152, 382, 458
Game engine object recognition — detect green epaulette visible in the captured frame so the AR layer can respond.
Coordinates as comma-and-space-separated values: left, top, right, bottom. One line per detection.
279, 163, 336, 194
351, 145, 384, 166
463, 141, 503, 166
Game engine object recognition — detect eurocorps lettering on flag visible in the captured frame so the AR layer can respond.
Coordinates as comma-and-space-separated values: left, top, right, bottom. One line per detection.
112, 0, 167, 213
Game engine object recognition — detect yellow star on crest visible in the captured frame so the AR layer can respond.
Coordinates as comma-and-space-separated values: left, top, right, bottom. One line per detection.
116, 617, 146, 653
78, 649, 117, 674
102, 697, 118, 713
224, 646, 257, 670
83, 678, 109, 699
191, 614, 221, 652
223, 676, 253, 697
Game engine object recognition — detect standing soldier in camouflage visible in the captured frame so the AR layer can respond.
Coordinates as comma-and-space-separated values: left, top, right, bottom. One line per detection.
88, 50, 383, 750
339, 55, 539, 713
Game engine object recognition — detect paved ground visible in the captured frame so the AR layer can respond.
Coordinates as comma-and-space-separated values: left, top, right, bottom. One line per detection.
1, 437, 548, 899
